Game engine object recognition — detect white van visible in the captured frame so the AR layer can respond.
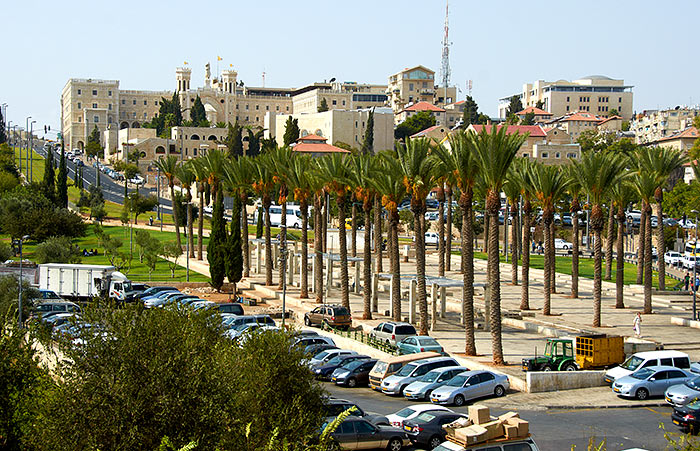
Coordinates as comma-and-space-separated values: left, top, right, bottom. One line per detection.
604, 350, 692, 384
269, 204, 303, 229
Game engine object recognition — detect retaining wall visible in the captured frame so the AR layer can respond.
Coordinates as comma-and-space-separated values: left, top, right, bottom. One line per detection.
526, 370, 607, 393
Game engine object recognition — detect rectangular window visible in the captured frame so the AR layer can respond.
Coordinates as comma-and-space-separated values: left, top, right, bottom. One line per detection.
342, 100, 346, 106
78, 117, 81, 122
121, 99, 125, 105
542, 152, 549, 158
144, 100, 147, 105
555, 152, 561, 159
108, 117, 112, 124
92, 90, 97, 96
266, 105, 269, 111
255, 105, 259, 110
332, 99, 337, 105
92, 103, 97, 108
236, 104, 239, 110
566, 105, 569, 111
276, 106, 279, 111
108, 90, 112, 96
93, 116, 99, 123
77, 89, 82, 95
245, 116, 249, 121
133, 100, 136, 105
77, 102, 82, 109
619, 97, 622, 102
245, 104, 249, 110
256, 117, 259, 122
566, 96, 569, 102
108, 104, 112, 110
286, 106, 289, 111
409, 83, 414, 91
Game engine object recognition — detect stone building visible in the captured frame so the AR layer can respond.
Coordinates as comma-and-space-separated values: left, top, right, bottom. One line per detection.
631, 107, 700, 144
386, 65, 457, 113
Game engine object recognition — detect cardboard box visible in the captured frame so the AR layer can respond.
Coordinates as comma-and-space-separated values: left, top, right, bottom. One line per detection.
481, 419, 505, 440
455, 425, 488, 445
444, 417, 472, 437
468, 404, 491, 425
498, 411, 520, 423
504, 424, 519, 439
506, 418, 529, 437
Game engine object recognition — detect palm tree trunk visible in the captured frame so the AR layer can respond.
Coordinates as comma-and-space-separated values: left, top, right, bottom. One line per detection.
363, 206, 372, 320
351, 202, 357, 258
637, 208, 646, 284
413, 204, 428, 335
543, 215, 553, 315
644, 202, 653, 314
170, 184, 181, 247
300, 201, 309, 298
278, 199, 287, 290
461, 189, 476, 355
264, 199, 273, 286
374, 195, 383, 274
338, 196, 350, 310
390, 210, 401, 321
446, 186, 453, 272
322, 194, 328, 253
241, 193, 249, 277
550, 222, 556, 294
187, 201, 194, 258
656, 190, 666, 290
438, 186, 446, 277
571, 206, 580, 298
486, 192, 504, 365
510, 204, 518, 285
592, 206, 604, 327
616, 205, 626, 308
605, 205, 615, 280
314, 194, 323, 303
521, 200, 531, 310
197, 189, 204, 261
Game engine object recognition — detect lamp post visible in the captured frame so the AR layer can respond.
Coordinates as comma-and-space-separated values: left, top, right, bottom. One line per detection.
29, 120, 36, 181
7, 121, 11, 146
17, 234, 30, 329
693, 210, 698, 321
279, 236, 288, 329
24, 116, 31, 174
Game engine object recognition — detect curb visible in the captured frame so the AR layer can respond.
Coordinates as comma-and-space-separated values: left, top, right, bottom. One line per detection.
541, 402, 668, 410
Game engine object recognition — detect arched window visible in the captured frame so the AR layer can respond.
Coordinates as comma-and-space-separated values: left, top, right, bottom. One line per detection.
155, 146, 165, 154
120, 122, 129, 129
208, 135, 217, 141
191, 134, 200, 140
132, 122, 140, 129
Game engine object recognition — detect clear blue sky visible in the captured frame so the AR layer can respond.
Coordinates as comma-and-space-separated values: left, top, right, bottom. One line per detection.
2, 0, 698, 137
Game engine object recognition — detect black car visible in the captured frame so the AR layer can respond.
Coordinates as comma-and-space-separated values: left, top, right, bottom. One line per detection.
403, 410, 467, 449
314, 354, 370, 380
218, 303, 244, 315
325, 417, 410, 451
304, 343, 337, 357
672, 398, 700, 434
331, 359, 378, 387
323, 398, 389, 425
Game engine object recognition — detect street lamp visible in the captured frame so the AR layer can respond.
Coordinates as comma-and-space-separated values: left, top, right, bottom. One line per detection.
17, 234, 30, 329
29, 120, 36, 181
23, 116, 31, 175
279, 236, 288, 329
693, 210, 699, 321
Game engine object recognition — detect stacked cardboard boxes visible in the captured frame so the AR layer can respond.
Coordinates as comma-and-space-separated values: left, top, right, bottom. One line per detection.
443, 404, 530, 447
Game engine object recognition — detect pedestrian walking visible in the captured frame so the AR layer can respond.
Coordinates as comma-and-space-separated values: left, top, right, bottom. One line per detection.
149, 216, 154, 226
685, 272, 691, 291
633, 312, 642, 338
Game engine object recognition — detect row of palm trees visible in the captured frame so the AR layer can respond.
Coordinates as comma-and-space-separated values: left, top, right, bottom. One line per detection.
152, 127, 688, 364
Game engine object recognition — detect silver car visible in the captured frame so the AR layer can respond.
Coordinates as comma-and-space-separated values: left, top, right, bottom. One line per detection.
308, 349, 356, 368
612, 366, 693, 400
666, 376, 700, 407
370, 321, 417, 346
381, 357, 458, 396
403, 366, 467, 401
430, 370, 509, 407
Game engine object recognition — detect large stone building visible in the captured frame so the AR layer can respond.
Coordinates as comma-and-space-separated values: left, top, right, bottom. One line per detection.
386, 65, 457, 114
498, 76, 634, 120
630, 107, 700, 144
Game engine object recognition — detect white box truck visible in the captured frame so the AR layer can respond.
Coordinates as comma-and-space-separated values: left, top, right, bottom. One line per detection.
38, 263, 135, 302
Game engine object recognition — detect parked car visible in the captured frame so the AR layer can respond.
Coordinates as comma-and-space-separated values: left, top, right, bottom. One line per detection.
332, 359, 378, 387
664, 217, 679, 227
369, 352, 442, 390
604, 350, 692, 384
671, 398, 700, 434
403, 410, 468, 450
554, 238, 572, 250
403, 366, 467, 401
385, 404, 451, 428
665, 251, 684, 266
294, 335, 336, 349
325, 417, 410, 451
314, 354, 370, 380
430, 370, 509, 406
397, 336, 445, 355
433, 437, 541, 451
381, 356, 459, 396
424, 232, 439, 248
425, 198, 439, 210
665, 376, 700, 407
304, 343, 337, 357
322, 398, 389, 425
141, 289, 179, 303
304, 304, 352, 330
612, 366, 694, 400
129, 175, 145, 186
31, 300, 81, 319
370, 321, 417, 347
217, 303, 244, 315
143, 291, 183, 308
682, 255, 700, 270
32, 289, 64, 302
309, 349, 356, 368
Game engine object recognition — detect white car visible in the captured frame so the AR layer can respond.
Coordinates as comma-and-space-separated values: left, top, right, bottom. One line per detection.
554, 238, 572, 250
385, 404, 451, 428
680, 219, 697, 229
424, 232, 440, 247
683, 255, 700, 270
665, 251, 683, 266
129, 175, 145, 186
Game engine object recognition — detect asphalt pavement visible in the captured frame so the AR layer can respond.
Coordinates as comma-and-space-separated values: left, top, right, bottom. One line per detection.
323, 383, 680, 451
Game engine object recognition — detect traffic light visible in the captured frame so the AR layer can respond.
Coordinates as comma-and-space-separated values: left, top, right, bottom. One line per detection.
44, 125, 47, 134
48, 125, 50, 131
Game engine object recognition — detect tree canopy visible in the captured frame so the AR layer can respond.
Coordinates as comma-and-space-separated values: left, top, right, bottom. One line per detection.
283, 116, 300, 147
394, 111, 436, 141
189, 96, 209, 128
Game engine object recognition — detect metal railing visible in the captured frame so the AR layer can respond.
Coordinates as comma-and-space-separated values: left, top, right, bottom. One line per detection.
321, 322, 399, 355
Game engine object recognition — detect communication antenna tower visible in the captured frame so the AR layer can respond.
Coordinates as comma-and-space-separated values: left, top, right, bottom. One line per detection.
440, 0, 451, 103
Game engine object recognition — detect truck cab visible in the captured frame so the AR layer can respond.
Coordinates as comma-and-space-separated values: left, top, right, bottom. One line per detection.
97, 271, 134, 302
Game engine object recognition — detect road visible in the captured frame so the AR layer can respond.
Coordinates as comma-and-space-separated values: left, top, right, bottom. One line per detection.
323, 383, 679, 451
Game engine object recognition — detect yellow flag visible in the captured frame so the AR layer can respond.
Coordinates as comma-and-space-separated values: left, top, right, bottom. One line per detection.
217, 56, 222, 61
184, 61, 189, 65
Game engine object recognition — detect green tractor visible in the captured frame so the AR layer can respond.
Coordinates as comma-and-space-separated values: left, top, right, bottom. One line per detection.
521, 338, 579, 372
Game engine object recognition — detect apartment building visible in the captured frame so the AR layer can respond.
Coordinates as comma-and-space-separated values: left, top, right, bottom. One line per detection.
498, 75, 633, 120
631, 107, 700, 144
386, 65, 457, 114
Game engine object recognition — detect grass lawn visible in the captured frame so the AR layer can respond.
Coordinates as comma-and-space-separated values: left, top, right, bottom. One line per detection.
472, 251, 662, 289
2, 224, 210, 283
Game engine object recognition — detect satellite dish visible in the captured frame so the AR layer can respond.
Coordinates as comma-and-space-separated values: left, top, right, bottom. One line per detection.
329, 77, 336, 83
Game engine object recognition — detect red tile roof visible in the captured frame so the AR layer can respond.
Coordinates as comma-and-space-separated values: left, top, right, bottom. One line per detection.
561, 112, 605, 122
597, 115, 622, 125
403, 101, 445, 113
469, 124, 546, 138
293, 142, 349, 154
410, 125, 446, 138
516, 106, 552, 116
658, 126, 699, 142
298, 134, 327, 142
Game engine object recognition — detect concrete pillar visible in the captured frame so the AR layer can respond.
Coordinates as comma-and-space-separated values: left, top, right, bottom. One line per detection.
247, 238, 252, 273
430, 283, 437, 331
389, 274, 395, 319
311, 258, 316, 293
256, 243, 262, 274
288, 252, 294, 286
372, 273, 379, 312
440, 286, 446, 319
409, 279, 417, 324
354, 261, 361, 294
272, 243, 279, 270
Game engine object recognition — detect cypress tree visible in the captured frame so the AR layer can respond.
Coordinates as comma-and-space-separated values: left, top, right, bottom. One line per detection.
207, 189, 227, 290
57, 147, 68, 208
0, 109, 6, 144
190, 96, 207, 127
361, 109, 374, 154
283, 116, 300, 147
42, 149, 56, 202
226, 197, 243, 287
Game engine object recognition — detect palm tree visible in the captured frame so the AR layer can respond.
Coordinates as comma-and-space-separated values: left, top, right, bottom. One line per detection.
472, 126, 527, 364
310, 165, 327, 304
396, 138, 437, 336
221, 156, 255, 278
604, 201, 615, 281
317, 153, 352, 310
175, 162, 196, 258
565, 164, 583, 298
154, 155, 181, 247
351, 195, 358, 258
348, 154, 378, 319
647, 147, 687, 290
251, 154, 277, 286
445, 183, 453, 272
503, 172, 521, 285
190, 158, 209, 260
530, 163, 569, 316
510, 158, 535, 310
374, 194, 383, 274
372, 152, 407, 321
267, 145, 295, 290
433, 130, 481, 355
610, 180, 635, 308
573, 151, 627, 327
286, 154, 315, 298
